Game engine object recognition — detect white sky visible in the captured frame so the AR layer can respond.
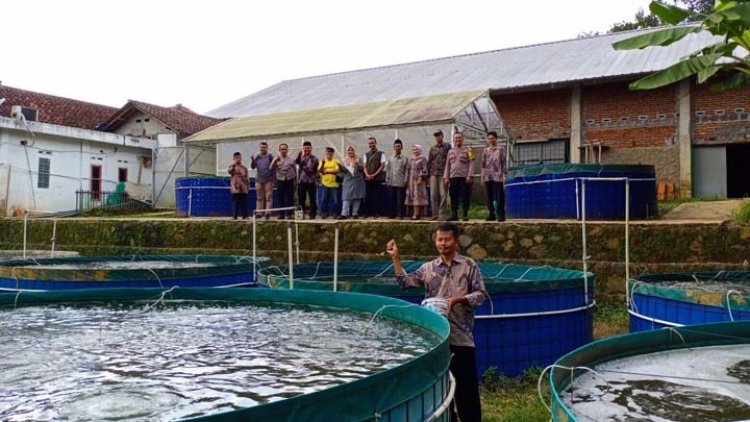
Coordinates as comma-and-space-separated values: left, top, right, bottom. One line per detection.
2, 0, 651, 114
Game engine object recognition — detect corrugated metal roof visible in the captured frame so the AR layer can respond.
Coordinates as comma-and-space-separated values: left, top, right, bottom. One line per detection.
208, 26, 716, 119
189, 91, 483, 143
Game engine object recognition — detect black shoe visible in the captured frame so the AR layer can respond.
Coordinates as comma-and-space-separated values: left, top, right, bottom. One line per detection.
486, 215, 496, 221
462, 216, 469, 221
339, 215, 348, 220
497, 217, 506, 222
447, 215, 458, 221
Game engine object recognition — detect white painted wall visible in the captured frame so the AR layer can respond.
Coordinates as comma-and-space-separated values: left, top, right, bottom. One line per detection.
0, 118, 154, 215
112, 110, 170, 139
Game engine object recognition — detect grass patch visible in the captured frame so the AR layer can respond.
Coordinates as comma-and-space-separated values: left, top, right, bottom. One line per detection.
480, 367, 549, 422
733, 200, 750, 224
481, 301, 629, 421
593, 301, 629, 339
467, 203, 491, 220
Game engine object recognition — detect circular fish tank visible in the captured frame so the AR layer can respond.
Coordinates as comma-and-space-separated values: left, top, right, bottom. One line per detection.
0, 287, 452, 421
0, 255, 270, 291
629, 271, 750, 332
505, 164, 657, 220
549, 321, 750, 421
258, 260, 594, 377
175, 176, 258, 217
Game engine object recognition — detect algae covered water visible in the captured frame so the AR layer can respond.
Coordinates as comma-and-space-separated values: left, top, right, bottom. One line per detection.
653, 280, 750, 296
563, 345, 750, 421
0, 301, 437, 421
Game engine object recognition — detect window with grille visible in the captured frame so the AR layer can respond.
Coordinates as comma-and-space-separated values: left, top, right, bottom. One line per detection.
512, 139, 569, 165
38, 157, 50, 189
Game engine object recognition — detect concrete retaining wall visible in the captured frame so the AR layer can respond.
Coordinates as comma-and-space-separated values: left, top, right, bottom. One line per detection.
1, 218, 748, 302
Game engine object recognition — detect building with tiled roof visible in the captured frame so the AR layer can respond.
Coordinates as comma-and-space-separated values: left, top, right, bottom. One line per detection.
0, 84, 118, 130
101, 100, 224, 140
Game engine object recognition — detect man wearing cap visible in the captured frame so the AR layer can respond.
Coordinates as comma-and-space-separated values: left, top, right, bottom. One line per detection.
427, 130, 451, 220
318, 147, 341, 218
296, 141, 319, 219
444, 132, 475, 221
363, 137, 386, 218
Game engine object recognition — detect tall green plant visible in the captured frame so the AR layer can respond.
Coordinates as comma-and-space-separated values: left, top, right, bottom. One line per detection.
613, 0, 750, 91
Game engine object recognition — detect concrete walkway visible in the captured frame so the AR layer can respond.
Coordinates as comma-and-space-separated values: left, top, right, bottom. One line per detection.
662, 199, 744, 221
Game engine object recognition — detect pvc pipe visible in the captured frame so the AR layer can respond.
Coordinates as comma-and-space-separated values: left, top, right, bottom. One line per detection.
581, 179, 588, 305
333, 223, 340, 292
252, 213, 257, 276
187, 188, 193, 217
475, 301, 595, 320
287, 221, 294, 290
23, 211, 28, 259
627, 309, 683, 328
425, 373, 456, 422
254, 206, 296, 214
574, 180, 581, 220
504, 177, 655, 188
295, 221, 300, 264
625, 179, 631, 307
50, 219, 57, 257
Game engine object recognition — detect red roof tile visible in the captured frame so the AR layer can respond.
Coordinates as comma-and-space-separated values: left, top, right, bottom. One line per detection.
0, 85, 118, 130
102, 100, 224, 136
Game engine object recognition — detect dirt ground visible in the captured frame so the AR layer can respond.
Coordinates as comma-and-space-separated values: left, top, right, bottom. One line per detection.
662, 199, 744, 221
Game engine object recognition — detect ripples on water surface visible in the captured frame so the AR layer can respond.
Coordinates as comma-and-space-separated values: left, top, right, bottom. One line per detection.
563, 345, 750, 421
18, 261, 220, 270
0, 301, 437, 421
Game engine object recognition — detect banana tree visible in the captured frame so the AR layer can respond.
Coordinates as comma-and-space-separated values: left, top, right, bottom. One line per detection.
613, 0, 750, 90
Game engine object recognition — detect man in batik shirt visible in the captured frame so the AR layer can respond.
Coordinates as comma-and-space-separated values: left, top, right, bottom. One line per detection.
386, 222, 485, 422
481, 131, 507, 222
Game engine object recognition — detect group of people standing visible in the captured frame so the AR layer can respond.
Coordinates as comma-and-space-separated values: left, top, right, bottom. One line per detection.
227, 130, 507, 221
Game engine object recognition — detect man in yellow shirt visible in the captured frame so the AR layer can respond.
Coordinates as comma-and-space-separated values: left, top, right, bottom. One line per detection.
318, 147, 341, 219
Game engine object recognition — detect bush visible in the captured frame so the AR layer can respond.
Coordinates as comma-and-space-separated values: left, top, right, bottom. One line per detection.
734, 200, 750, 224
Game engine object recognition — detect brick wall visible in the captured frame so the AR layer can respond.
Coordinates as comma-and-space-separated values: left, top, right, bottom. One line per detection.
583, 82, 678, 149
492, 89, 570, 141
692, 82, 750, 145
491, 79, 750, 192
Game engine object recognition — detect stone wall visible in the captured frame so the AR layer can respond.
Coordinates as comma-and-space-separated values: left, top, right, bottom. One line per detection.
1, 219, 748, 302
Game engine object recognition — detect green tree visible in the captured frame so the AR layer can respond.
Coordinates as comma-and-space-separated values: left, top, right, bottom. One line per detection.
682, 0, 715, 14
613, 0, 750, 91
608, 1, 715, 33
610, 8, 662, 32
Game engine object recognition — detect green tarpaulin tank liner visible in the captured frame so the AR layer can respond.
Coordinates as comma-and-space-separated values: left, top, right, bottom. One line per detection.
0, 287, 452, 422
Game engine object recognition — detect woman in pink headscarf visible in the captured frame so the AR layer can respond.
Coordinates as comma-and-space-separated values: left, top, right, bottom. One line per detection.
405, 144, 428, 219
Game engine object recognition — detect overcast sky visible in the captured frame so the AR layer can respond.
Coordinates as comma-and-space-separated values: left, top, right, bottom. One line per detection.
2, 0, 651, 114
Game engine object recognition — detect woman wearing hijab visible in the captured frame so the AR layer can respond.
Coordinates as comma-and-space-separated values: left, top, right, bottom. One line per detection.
339, 145, 367, 218
405, 144, 429, 220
